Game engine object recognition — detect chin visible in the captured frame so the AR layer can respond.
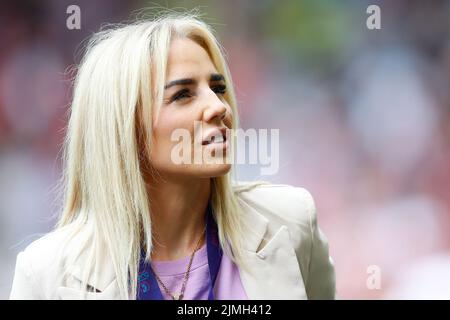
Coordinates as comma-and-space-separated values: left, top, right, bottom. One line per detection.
198, 163, 232, 178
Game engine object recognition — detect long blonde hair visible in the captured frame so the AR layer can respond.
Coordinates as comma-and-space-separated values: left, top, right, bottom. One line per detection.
57, 12, 261, 299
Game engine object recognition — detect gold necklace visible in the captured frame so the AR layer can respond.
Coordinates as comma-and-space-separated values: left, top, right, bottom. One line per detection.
150, 227, 206, 300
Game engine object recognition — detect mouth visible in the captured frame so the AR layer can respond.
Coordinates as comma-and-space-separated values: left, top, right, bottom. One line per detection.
202, 134, 226, 146
202, 128, 227, 146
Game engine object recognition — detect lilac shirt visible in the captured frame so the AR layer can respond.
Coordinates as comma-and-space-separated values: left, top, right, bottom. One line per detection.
151, 243, 248, 300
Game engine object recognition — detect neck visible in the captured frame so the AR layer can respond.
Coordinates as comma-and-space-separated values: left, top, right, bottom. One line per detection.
146, 175, 211, 261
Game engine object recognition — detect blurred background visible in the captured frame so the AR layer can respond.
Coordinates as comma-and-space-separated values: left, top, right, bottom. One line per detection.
1, 0, 449, 299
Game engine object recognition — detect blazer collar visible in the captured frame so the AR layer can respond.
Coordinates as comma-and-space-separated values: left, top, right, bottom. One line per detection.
237, 195, 269, 252
237, 194, 308, 299
63, 223, 117, 294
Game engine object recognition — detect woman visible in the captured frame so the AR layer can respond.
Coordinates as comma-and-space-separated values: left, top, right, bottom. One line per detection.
9, 13, 336, 300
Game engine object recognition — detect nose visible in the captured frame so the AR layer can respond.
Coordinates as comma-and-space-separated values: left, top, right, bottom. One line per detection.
202, 90, 228, 123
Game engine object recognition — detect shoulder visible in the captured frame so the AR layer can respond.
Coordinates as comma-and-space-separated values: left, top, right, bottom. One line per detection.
10, 223, 90, 299
233, 181, 317, 228
234, 182, 336, 299
233, 181, 317, 261
21, 223, 88, 266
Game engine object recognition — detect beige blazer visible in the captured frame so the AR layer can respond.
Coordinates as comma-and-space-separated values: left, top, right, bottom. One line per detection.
9, 183, 336, 300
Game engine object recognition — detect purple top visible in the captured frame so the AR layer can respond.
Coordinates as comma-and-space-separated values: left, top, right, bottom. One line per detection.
151, 243, 248, 300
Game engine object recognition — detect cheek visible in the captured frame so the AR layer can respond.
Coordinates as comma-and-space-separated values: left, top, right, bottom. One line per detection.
152, 113, 195, 155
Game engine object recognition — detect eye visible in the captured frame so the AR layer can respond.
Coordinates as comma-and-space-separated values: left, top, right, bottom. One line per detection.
171, 88, 192, 102
211, 84, 227, 95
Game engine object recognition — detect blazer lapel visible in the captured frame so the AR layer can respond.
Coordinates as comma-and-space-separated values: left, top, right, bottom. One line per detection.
237, 197, 308, 299
58, 231, 120, 299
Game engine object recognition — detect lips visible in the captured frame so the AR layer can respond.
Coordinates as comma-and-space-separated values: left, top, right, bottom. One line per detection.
202, 128, 227, 146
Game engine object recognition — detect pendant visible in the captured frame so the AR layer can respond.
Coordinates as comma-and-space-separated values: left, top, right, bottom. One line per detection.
172, 294, 183, 300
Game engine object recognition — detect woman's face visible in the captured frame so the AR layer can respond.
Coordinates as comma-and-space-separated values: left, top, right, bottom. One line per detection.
149, 37, 233, 179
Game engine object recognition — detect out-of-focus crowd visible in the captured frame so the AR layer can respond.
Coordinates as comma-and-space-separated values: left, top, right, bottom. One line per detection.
1, 0, 449, 299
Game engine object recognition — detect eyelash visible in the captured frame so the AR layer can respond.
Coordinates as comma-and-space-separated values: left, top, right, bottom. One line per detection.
170, 85, 227, 102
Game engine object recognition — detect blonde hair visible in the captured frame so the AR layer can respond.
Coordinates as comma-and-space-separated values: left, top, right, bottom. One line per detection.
56, 12, 263, 299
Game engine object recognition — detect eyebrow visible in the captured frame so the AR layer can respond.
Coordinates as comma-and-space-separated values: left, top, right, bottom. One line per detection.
164, 73, 225, 90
